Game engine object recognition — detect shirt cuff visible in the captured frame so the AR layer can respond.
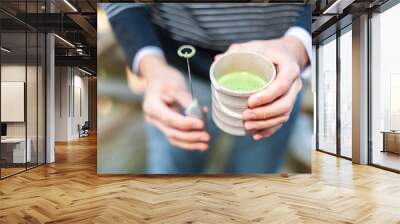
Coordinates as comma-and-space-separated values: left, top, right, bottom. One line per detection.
284, 26, 312, 65
132, 46, 165, 75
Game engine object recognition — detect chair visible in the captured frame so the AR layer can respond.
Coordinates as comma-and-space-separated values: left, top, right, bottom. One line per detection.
79, 121, 90, 138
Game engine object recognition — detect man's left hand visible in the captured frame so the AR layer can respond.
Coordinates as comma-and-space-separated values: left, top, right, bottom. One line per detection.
215, 36, 308, 140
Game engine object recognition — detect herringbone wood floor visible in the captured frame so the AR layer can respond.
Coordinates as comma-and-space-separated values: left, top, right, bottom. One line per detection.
0, 135, 399, 224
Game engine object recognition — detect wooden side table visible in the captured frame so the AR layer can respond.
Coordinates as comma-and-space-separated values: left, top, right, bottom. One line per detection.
381, 131, 400, 154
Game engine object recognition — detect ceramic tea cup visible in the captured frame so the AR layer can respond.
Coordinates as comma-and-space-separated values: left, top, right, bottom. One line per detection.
210, 52, 276, 136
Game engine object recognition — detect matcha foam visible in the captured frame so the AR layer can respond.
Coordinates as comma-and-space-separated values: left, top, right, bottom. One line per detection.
218, 71, 266, 92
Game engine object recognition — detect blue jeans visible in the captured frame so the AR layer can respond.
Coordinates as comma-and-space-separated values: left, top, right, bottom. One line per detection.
145, 77, 302, 174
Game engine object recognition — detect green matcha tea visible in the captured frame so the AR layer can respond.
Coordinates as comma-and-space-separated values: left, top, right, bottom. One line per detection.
218, 71, 266, 92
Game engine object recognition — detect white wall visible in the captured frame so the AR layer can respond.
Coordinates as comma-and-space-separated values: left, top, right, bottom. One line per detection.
54, 67, 89, 141
1, 65, 26, 129
1, 65, 26, 140
1, 63, 46, 164
1, 65, 35, 138
55, 67, 69, 141
71, 73, 89, 138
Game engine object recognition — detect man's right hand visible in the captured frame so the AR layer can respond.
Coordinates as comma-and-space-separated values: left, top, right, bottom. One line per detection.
139, 55, 210, 151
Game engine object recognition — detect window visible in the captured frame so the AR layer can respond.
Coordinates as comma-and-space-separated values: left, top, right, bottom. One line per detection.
339, 27, 352, 158
317, 36, 337, 154
370, 2, 400, 171
0, 0, 46, 179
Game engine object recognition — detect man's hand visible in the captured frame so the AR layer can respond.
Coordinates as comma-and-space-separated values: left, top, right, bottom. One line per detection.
140, 55, 210, 151
215, 36, 308, 140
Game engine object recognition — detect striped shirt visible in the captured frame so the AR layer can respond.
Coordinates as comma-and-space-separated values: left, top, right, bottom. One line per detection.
103, 3, 306, 51
151, 3, 305, 50
102, 3, 311, 75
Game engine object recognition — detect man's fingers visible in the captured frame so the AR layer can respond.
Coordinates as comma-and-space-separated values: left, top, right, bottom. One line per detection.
248, 63, 301, 108
214, 54, 222, 61
144, 114, 153, 123
151, 118, 210, 142
146, 104, 209, 151
243, 78, 302, 120
252, 124, 283, 140
244, 114, 289, 131
227, 43, 242, 52
150, 119, 209, 151
161, 94, 175, 105
214, 43, 243, 61
144, 99, 204, 131
169, 138, 209, 151
171, 90, 192, 108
